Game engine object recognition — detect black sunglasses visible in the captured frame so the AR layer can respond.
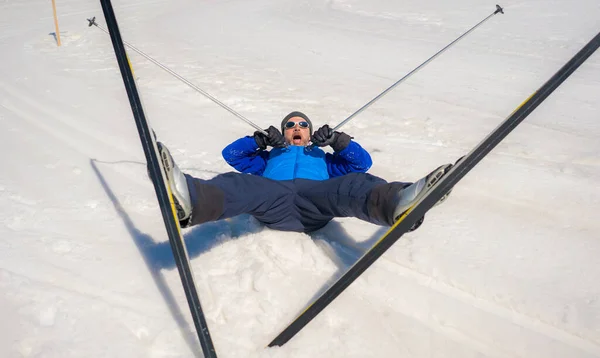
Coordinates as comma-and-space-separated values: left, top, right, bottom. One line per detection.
285, 121, 309, 129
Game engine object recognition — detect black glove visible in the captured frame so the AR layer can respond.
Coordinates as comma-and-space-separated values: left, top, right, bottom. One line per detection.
311, 125, 352, 152
254, 125, 286, 150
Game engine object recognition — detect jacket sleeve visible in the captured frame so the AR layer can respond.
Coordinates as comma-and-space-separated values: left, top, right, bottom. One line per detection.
222, 136, 269, 175
325, 140, 372, 177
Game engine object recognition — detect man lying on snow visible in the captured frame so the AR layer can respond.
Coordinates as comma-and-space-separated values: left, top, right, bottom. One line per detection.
157, 111, 453, 233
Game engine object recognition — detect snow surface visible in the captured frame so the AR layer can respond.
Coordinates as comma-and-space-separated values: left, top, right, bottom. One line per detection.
1, 0, 599, 357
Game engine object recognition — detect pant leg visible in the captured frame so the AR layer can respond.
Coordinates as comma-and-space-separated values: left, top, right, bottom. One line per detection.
185, 172, 305, 232
295, 173, 409, 228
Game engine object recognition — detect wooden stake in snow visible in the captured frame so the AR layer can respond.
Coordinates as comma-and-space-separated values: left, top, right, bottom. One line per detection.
51, 0, 61, 46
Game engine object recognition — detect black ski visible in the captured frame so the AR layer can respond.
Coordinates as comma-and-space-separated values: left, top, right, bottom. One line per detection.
269, 30, 600, 347
98, 1, 217, 357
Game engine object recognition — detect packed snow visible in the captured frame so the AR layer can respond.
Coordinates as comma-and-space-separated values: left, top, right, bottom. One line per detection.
1, 0, 599, 357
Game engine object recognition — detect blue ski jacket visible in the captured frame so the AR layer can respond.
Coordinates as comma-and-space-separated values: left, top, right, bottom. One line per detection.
222, 136, 372, 180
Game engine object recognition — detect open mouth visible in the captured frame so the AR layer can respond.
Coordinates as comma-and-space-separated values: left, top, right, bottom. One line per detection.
292, 134, 302, 144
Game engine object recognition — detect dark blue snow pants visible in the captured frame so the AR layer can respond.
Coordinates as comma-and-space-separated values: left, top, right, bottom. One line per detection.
185, 172, 409, 233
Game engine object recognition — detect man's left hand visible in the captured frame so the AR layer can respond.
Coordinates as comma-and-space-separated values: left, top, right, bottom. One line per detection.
311, 125, 352, 152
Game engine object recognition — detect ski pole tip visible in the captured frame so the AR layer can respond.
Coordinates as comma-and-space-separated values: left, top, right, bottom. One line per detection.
87, 16, 96, 27
495, 5, 504, 14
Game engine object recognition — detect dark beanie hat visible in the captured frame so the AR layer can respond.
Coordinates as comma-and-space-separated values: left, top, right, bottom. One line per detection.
281, 111, 313, 134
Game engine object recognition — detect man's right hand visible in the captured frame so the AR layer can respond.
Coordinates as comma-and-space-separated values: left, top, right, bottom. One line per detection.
254, 125, 286, 150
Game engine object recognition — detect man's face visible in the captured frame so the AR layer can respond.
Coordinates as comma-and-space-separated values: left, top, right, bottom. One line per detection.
283, 116, 311, 146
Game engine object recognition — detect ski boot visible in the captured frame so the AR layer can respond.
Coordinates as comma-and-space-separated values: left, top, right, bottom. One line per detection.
157, 142, 193, 226
393, 163, 453, 231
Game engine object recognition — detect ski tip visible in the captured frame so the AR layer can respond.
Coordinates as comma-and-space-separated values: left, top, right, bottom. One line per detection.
495, 4, 505, 14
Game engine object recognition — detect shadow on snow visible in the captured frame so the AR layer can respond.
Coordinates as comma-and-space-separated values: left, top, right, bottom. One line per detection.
92, 158, 390, 347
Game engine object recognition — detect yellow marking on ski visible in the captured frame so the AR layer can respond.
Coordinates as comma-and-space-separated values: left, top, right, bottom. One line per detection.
126, 55, 136, 78
165, 184, 183, 234
509, 91, 536, 116
377, 204, 414, 242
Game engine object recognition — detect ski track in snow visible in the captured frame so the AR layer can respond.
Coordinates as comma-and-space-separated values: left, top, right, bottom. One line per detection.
1, 0, 600, 357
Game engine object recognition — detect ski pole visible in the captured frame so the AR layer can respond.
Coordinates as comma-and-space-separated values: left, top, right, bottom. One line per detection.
331, 4, 504, 133
87, 16, 268, 135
